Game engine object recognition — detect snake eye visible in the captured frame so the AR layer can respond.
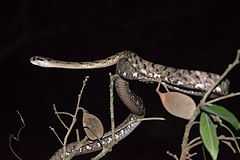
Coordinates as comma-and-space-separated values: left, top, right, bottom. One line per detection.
34, 56, 44, 61
30, 56, 39, 61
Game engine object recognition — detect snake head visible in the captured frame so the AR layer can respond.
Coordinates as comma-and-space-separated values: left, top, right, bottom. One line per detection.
30, 56, 53, 67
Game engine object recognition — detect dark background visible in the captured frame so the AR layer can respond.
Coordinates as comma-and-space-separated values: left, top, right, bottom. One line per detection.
1, 0, 240, 159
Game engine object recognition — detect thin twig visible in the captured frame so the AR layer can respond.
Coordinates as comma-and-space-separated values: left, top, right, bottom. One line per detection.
221, 123, 240, 153
206, 92, 240, 104
187, 140, 202, 151
202, 144, 207, 160
201, 50, 240, 103
9, 110, 25, 160
135, 117, 166, 121
167, 151, 179, 160
185, 135, 240, 152
219, 135, 240, 153
92, 74, 118, 160
49, 76, 89, 160
118, 117, 166, 132
76, 129, 80, 143
62, 76, 89, 159
109, 73, 117, 143
49, 126, 63, 145
221, 140, 237, 153
187, 152, 197, 159
55, 111, 75, 118
188, 137, 201, 146
219, 135, 240, 140
53, 105, 70, 130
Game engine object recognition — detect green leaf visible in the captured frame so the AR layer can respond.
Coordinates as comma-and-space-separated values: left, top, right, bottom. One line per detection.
200, 112, 219, 160
201, 104, 240, 130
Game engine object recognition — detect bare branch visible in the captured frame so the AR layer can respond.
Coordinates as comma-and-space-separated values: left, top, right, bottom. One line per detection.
53, 105, 70, 130
49, 126, 63, 145
62, 76, 89, 159
206, 92, 240, 104
167, 151, 179, 160
9, 110, 25, 160
91, 73, 118, 160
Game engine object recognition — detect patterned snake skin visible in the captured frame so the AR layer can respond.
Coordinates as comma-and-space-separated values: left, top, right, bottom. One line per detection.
30, 50, 230, 159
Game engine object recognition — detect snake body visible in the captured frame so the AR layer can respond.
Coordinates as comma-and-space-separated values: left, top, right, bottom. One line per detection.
31, 50, 229, 97
30, 50, 230, 159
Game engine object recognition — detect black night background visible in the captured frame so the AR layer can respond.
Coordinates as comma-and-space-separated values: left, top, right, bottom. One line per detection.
1, 0, 240, 159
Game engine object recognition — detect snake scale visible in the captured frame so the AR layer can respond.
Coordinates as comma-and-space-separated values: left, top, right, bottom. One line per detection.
30, 50, 230, 159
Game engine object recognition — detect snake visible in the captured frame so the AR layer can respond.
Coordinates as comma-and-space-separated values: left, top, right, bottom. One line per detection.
30, 50, 230, 159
